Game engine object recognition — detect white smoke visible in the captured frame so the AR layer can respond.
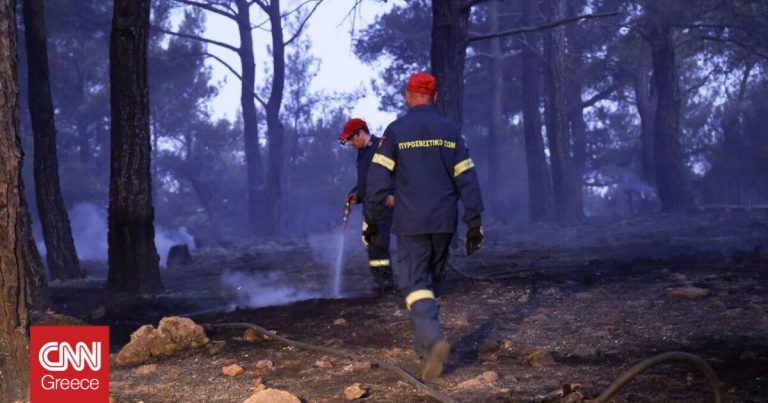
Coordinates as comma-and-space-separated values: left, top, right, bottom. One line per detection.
35, 202, 196, 267
220, 270, 322, 308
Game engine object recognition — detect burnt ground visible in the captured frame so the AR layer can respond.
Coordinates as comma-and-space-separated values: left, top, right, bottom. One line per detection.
46, 208, 768, 402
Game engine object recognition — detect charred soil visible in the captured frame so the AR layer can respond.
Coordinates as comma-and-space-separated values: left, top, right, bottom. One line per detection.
46, 209, 768, 402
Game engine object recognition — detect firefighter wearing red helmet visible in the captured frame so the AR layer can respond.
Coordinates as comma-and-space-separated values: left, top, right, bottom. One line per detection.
364, 72, 484, 381
338, 118, 395, 293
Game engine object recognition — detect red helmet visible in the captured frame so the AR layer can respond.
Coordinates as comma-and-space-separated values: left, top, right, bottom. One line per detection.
338, 118, 367, 143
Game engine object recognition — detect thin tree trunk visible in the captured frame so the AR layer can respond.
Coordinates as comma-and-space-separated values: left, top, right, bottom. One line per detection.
0, 0, 31, 399
107, 0, 163, 293
544, 0, 583, 225
565, 17, 587, 175
648, 20, 692, 212
23, 0, 84, 280
633, 64, 656, 185
431, 0, 472, 129
520, 0, 553, 222
235, 0, 264, 236
486, 0, 504, 221
264, 0, 286, 236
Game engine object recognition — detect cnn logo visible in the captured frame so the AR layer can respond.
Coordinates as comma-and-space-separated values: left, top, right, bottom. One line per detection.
39, 341, 101, 371
31, 326, 109, 403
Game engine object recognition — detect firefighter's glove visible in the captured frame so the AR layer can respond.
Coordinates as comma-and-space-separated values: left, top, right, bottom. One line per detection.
466, 226, 484, 256
363, 219, 379, 249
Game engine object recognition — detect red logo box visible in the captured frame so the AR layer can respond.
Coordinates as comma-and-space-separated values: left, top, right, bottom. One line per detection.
30, 326, 109, 403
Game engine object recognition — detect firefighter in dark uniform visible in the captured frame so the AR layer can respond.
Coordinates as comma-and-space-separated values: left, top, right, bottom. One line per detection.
364, 72, 484, 381
338, 118, 395, 292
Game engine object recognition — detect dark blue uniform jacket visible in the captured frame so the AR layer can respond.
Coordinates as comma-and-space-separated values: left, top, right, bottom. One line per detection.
349, 136, 381, 204
365, 105, 484, 235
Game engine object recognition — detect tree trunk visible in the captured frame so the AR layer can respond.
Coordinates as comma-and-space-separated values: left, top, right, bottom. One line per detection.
0, 0, 31, 399
431, 0, 472, 129
107, 0, 163, 294
565, 16, 587, 176
648, 20, 692, 212
486, 0, 504, 221
544, 0, 583, 225
21, 189, 50, 310
235, 0, 265, 236
22, 0, 84, 280
520, 0, 553, 222
633, 64, 656, 185
264, 0, 286, 236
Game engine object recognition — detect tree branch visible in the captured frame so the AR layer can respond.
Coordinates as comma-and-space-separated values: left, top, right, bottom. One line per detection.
682, 65, 720, 95
469, 11, 622, 43
580, 83, 619, 111
200, 51, 267, 108
154, 26, 240, 53
172, 0, 236, 20
697, 34, 768, 61
284, 0, 324, 46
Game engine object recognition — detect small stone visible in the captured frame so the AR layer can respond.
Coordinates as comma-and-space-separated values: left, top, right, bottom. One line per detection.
334, 318, 347, 326
109, 397, 117, 403
501, 339, 515, 351
448, 315, 469, 329
134, 364, 157, 375
597, 311, 621, 326
522, 313, 548, 325
255, 360, 274, 370
244, 328, 260, 342
343, 361, 372, 373
456, 371, 499, 389
724, 308, 742, 318
314, 359, 333, 368
206, 340, 226, 356
667, 286, 709, 300
243, 388, 301, 403
522, 348, 555, 367
223, 363, 245, 377
91, 306, 106, 321
343, 383, 368, 400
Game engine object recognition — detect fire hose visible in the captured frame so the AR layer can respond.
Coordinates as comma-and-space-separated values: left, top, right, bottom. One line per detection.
205, 322, 721, 403
445, 265, 722, 401
205, 322, 459, 403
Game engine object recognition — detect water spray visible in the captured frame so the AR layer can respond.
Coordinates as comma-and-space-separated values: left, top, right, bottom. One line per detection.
332, 200, 352, 297
340, 201, 352, 233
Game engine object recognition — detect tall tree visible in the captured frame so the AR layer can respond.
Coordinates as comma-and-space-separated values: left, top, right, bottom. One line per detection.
484, 0, 504, 220
165, 0, 320, 236
519, 0, 554, 222
108, 0, 164, 293
22, 0, 84, 280
255, 0, 286, 236
544, 0, 584, 224
431, 0, 488, 128
643, 1, 693, 211
0, 0, 31, 399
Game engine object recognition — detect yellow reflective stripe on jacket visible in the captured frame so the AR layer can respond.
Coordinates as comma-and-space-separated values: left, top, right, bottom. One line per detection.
405, 289, 435, 310
372, 153, 396, 171
369, 259, 391, 267
454, 158, 475, 177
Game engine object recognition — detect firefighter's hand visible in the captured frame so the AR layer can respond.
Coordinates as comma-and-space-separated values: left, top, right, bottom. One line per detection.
386, 195, 395, 208
345, 193, 359, 204
363, 219, 379, 248
466, 226, 484, 256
